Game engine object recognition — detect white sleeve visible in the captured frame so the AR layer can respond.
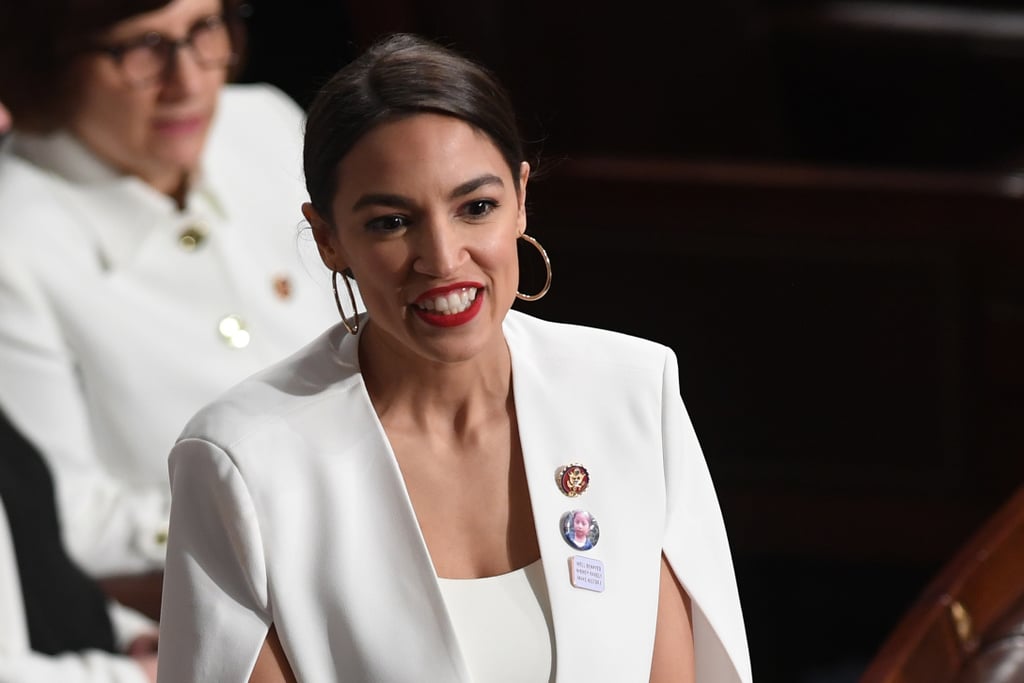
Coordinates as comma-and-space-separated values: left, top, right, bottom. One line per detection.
157, 438, 271, 683
0, 249, 170, 577
0, 501, 149, 683
0, 651, 149, 683
107, 601, 158, 653
659, 348, 753, 683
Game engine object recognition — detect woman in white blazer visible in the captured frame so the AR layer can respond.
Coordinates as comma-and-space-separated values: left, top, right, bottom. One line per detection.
158, 34, 752, 682
0, 0, 338, 577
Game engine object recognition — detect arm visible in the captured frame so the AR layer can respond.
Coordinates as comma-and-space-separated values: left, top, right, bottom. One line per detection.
650, 553, 696, 683
659, 348, 752, 683
0, 651, 153, 683
0, 250, 168, 576
248, 626, 297, 683
157, 438, 272, 683
108, 599, 159, 654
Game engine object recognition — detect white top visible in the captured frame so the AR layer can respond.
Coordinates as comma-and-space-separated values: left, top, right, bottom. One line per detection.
157, 311, 752, 682
0, 84, 343, 576
0, 499, 154, 683
437, 560, 554, 683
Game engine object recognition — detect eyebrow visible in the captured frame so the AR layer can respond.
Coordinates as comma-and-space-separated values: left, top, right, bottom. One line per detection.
450, 174, 504, 199
350, 174, 505, 212
350, 193, 414, 212
104, 12, 220, 44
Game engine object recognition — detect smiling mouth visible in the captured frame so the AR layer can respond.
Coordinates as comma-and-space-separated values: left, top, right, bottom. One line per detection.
153, 116, 205, 134
413, 287, 478, 316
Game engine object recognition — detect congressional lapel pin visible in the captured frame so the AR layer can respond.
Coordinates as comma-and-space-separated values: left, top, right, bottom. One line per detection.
555, 463, 590, 497
273, 274, 292, 300
570, 555, 605, 592
560, 509, 599, 551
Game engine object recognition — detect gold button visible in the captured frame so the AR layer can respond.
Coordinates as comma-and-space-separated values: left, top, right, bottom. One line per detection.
178, 225, 207, 251
218, 314, 251, 348
155, 529, 168, 545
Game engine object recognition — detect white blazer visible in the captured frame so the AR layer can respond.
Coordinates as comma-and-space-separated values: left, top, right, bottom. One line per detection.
0, 500, 154, 682
0, 84, 340, 576
158, 311, 752, 682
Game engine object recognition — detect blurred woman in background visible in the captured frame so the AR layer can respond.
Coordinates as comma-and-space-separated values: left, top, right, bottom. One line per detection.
0, 0, 339, 578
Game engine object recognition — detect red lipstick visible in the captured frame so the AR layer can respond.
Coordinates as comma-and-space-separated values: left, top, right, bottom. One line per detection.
412, 284, 484, 328
153, 115, 205, 136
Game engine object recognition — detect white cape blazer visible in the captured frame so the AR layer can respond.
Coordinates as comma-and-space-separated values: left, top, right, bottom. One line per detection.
158, 311, 752, 683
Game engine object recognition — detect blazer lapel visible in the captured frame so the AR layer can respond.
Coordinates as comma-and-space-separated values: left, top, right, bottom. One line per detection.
331, 329, 473, 682
506, 313, 666, 681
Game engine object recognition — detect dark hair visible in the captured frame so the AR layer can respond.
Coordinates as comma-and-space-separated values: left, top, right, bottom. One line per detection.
303, 33, 525, 219
0, 0, 246, 133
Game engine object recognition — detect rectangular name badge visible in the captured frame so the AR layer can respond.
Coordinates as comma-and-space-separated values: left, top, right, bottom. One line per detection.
570, 555, 605, 592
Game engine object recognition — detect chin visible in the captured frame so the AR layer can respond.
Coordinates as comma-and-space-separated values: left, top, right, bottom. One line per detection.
152, 145, 205, 174
152, 127, 209, 163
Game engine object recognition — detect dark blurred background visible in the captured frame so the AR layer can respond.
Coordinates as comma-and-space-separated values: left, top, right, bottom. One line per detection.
238, 2, 1024, 681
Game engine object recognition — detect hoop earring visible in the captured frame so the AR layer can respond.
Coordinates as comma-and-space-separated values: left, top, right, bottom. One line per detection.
332, 270, 361, 335
516, 234, 552, 302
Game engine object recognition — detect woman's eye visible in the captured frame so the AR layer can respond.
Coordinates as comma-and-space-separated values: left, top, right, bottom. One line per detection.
463, 199, 498, 218
365, 215, 408, 232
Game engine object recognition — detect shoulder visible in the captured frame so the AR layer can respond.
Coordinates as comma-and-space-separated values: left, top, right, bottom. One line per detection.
0, 149, 86, 258
202, 83, 306, 187
211, 83, 305, 141
217, 82, 304, 118
0, 146, 65, 218
0, 143, 47, 185
504, 310, 673, 374
504, 312, 676, 411
175, 324, 355, 452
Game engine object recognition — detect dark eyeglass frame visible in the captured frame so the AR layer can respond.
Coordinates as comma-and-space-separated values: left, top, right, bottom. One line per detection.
84, 14, 237, 88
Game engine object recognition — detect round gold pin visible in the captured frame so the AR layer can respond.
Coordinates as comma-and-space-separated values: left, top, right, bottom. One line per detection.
556, 463, 590, 497
177, 224, 207, 251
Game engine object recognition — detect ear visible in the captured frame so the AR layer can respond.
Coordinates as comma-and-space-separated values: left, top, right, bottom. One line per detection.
516, 161, 530, 236
303, 202, 347, 273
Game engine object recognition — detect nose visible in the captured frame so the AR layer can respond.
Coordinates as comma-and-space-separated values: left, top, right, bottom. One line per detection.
412, 215, 465, 278
158, 45, 204, 100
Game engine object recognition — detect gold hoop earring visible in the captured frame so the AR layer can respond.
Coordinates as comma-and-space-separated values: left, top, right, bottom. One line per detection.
516, 234, 552, 302
332, 270, 361, 335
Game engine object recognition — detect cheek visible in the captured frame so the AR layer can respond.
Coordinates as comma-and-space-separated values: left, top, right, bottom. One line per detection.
198, 68, 228, 100
69, 69, 150, 142
480, 232, 520, 277
500, 239, 523, 292
345, 241, 407, 286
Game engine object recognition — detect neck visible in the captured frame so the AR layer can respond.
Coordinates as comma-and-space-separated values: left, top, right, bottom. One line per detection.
148, 169, 191, 209
360, 324, 513, 435
66, 130, 194, 208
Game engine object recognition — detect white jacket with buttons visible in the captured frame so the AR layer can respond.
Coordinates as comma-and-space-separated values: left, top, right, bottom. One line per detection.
0, 84, 342, 577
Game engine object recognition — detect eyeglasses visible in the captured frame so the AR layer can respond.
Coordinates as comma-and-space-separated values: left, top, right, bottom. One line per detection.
87, 14, 235, 88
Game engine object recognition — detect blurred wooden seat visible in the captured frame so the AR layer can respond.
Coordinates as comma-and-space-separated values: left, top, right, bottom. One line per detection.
860, 484, 1024, 683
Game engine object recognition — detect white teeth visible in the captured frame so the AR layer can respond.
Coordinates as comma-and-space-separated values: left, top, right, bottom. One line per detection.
417, 287, 477, 315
